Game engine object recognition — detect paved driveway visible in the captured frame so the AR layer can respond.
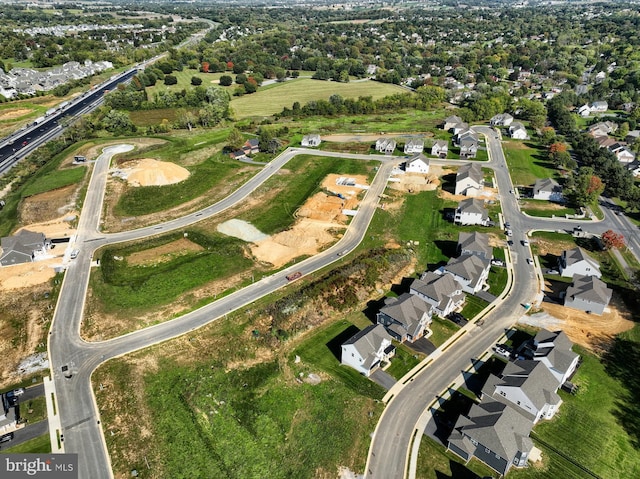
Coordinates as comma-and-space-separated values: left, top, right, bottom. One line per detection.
408, 337, 437, 355
370, 370, 397, 390
475, 290, 497, 303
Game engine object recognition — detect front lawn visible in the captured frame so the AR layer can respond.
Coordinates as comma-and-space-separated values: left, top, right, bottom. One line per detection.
385, 343, 423, 380
503, 140, 558, 186
460, 295, 489, 320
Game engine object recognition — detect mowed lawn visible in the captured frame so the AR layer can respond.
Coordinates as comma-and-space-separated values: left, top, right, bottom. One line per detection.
231, 79, 408, 119
503, 140, 557, 186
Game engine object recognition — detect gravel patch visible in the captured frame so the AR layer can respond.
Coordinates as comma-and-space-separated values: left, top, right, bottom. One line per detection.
217, 219, 268, 242
17, 352, 49, 375
518, 311, 564, 329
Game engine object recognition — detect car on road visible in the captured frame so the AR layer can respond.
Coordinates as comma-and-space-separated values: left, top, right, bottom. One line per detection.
70, 249, 80, 259
0, 432, 14, 443
526, 258, 534, 265
286, 271, 302, 281
504, 222, 510, 228
506, 229, 512, 237
522, 239, 530, 246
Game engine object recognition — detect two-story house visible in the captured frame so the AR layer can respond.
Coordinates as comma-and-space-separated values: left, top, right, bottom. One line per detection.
431, 140, 448, 158
404, 139, 424, 155
564, 274, 612, 315
341, 324, 395, 377
376, 293, 432, 343
436, 254, 491, 294
558, 247, 602, 278
404, 156, 430, 174
454, 163, 483, 197
490, 113, 514, 127
454, 198, 489, 226
410, 272, 465, 318
532, 178, 564, 202
457, 231, 493, 260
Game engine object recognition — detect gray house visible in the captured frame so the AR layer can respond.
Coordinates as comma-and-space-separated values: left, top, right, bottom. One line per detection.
490, 113, 514, 127
482, 360, 563, 423
410, 272, 465, 318
443, 115, 463, 131
454, 198, 489, 226
448, 399, 534, 476
564, 274, 612, 315
341, 324, 395, 377
454, 162, 483, 196
437, 254, 491, 294
457, 231, 492, 260
559, 247, 602, 279
431, 140, 448, 158
0, 230, 47, 266
522, 329, 580, 384
533, 178, 563, 202
376, 293, 432, 343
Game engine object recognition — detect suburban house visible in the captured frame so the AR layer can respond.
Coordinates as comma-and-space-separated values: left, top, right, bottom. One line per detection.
490, 113, 514, 127
454, 162, 483, 196
457, 231, 492, 260
612, 146, 635, 164
301, 134, 321, 147
242, 138, 260, 155
523, 329, 580, 385
431, 140, 448, 158
375, 138, 396, 154
443, 115, 463, 131
404, 139, 424, 155
0, 393, 18, 433
558, 247, 602, 278
0, 230, 48, 266
590, 100, 608, 113
532, 178, 563, 202
229, 149, 247, 160
436, 254, 491, 294
454, 198, 489, 226
452, 123, 470, 136
564, 274, 613, 315
340, 324, 395, 377
447, 399, 534, 477
376, 293, 432, 343
508, 122, 528, 139
459, 138, 478, 159
410, 272, 465, 318
577, 104, 591, 117
482, 360, 563, 424
588, 121, 618, 138
404, 156, 430, 174
626, 130, 640, 144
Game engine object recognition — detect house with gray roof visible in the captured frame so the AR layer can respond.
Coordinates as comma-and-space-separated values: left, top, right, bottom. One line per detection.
454, 162, 483, 196
490, 113, 514, 127
558, 247, 601, 279
523, 329, 580, 384
564, 274, 612, 315
457, 231, 492, 260
437, 254, 491, 294
410, 272, 465, 318
443, 115, 463, 131
533, 178, 563, 202
431, 140, 448, 158
447, 399, 534, 476
454, 198, 489, 226
341, 324, 395, 377
482, 360, 563, 423
509, 121, 528, 139
376, 293, 432, 343
452, 123, 470, 136
404, 156, 429, 174
375, 138, 396, 154
0, 230, 47, 266
459, 138, 478, 159
404, 138, 424, 155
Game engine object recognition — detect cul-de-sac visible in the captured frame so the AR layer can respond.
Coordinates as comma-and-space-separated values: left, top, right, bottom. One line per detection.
0, 1, 639, 478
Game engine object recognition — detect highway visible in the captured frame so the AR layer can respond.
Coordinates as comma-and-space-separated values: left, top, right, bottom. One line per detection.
48, 146, 398, 479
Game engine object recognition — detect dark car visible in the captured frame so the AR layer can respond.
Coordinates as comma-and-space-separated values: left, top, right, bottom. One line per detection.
0, 432, 14, 443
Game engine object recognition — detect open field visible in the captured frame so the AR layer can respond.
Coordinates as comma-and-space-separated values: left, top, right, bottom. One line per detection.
521, 199, 578, 218
231, 78, 408, 119
21, 166, 86, 198
503, 140, 557, 186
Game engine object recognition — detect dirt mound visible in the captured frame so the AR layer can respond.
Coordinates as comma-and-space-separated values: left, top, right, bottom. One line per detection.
115, 158, 190, 187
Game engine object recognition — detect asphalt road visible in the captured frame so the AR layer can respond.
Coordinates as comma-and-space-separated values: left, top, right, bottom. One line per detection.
48, 145, 398, 478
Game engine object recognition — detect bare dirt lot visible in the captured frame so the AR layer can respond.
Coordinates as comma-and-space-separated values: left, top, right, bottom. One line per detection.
112, 158, 190, 187
19, 184, 79, 225
322, 132, 434, 142
248, 173, 369, 268
0, 108, 33, 121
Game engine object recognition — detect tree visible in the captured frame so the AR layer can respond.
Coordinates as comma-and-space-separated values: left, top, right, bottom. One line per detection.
227, 128, 245, 150
201, 62, 209, 73
191, 76, 202, 86
219, 75, 233, 86
176, 109, 197, 131
601, 230, 625, 250
568, 167, 605, 206
102, 109, 135, 134
164, 75, 177, 85
539, 126, 556, 145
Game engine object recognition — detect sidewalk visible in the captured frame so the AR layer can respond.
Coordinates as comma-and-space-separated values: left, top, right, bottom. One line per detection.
43, 375, 64, 453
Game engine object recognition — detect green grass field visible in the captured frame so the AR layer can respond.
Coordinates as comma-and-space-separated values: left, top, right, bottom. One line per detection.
231, 78, 407, 119
460, 295, 489, 320
429, 317, 461, 347
521, 200, 579, 218
487, 264, 508, 296
128, 108, 179, 127
3, 433, 51, 454
386, 343, 423, 379
503, 140, 558, 186
21, 166, 86, 197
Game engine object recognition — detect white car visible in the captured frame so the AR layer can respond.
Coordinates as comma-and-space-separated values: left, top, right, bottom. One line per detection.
527, 258, 533, 265
494, 347, 511, 358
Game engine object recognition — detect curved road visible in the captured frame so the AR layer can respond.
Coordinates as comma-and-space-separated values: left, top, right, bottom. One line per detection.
48, 146, 398, 478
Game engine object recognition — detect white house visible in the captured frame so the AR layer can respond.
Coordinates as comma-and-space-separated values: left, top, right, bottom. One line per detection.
454, 198, 489, 226
564, 274, 612, 315
301, 134, 321, 147
455, 163, 483, 196
590, 101, 608, 113
405, 156, 429, 174
527, 329, 580, 385
508, 122, 528, 139
578, 104, 591, 117
452, 123, 470, 136
437, 254, 491, 294
443, 115, 463, 131
559, 247, 602, 278
532, 178, 563, 202
457, 231, 493, 260
490, 113, 514, 127
431, 140, 448, 158
376, 293, 432, 343
404, 139, 424, 155
375, 138, 396, 154
341, 324, 395, 377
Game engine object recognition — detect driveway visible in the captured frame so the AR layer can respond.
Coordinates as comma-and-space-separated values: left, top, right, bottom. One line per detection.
370, 370, 397, 390
408, 337, 437, 355
475, 290, 497, 303
4, 420, 48, 449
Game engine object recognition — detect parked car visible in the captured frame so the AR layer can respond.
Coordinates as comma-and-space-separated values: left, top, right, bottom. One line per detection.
70, 249, 80, 259
506, 229, 513, 237
504, 222, 511, 228
0, 432, 14, 443
522, 239, 530, 246
526, 258, 533, 265
494, 346, 511, 359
